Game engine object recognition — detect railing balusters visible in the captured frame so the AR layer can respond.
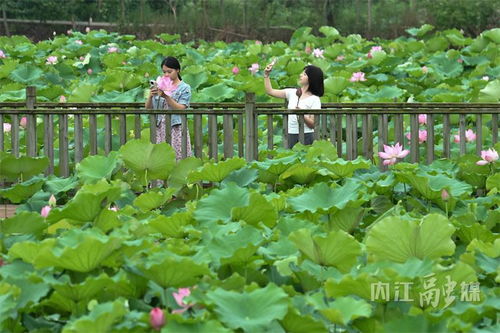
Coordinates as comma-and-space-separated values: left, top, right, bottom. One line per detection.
443, 114, 450, 158
104, 114, 112, 154
476, 114, 482, 155
181, 114, 188, 159
26, 87, 37, 157
298, 114, 305, 145
11, 115, 19, 158
459, 114, 466, 155
224, 114, 234, 158
74, 114, 83, 163
59, 114, 69, 177
336, 114, 342, 158
329, 114, 336, 146
410, 113, 419, 163
346, 114, 353, 160
321, 114, 327, 140
194, 114, 203, 158
426, 113, 434, 164
209, 113, 218, 161
165, 114, 172, 145
134, 114, 141, 139
44, 114, 54, 175
314, 115, 320, 141
149, 114, 156, 144
89, 114, 97, 155
394, 114, 404, 146
0, 114, 4, 151
238, 114, 244, 157
119, 113, 127, 147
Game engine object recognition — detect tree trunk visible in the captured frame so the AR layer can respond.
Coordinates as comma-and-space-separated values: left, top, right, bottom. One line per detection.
367, 0, 372, 39
2, 4, 10, 36
120, 0, 126, 24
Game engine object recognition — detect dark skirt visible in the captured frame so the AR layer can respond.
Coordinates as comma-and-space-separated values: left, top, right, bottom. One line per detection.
288, 133, 314, 149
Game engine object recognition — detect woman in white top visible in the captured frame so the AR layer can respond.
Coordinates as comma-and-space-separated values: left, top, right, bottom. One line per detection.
264, 63, 324, 148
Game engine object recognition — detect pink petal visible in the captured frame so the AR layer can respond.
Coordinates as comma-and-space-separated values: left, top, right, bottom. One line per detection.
379, 152, 391, 159
476, 160, 488, 166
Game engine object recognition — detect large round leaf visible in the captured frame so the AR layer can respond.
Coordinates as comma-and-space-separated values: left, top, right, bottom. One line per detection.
207, 284, 289, 332
366, 214, 456, 263
119, 139, 176, 184
76, 152, 120, 184
9, 64, 44, 84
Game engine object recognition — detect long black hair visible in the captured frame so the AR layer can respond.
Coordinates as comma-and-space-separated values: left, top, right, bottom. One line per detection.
304, 65, 324, 97
161, 56, 182, 80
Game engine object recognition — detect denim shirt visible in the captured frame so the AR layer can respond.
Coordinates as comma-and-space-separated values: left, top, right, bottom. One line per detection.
152, 81, 191, 127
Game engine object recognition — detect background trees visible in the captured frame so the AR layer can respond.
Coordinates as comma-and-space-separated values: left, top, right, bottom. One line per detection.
1, 0, 499, 41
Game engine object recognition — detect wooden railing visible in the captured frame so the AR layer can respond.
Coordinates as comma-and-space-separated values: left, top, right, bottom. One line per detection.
0, 87, 499, 177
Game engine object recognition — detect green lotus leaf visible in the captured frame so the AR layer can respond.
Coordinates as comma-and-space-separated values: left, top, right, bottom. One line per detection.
366, 214, 456, 263
253, 154, 299, 175
289, 229, 361, 272
327, 206, 365, 233
43, 175, 79, 194
426, 36, 449, 52
207, 284, 288, 333
68, 83, 98, 102
183, 72, 208, 90
52, 273, 113, 301
194, 182, 249, 224
9, 228, 122, 272
101, 53, 127, 68
0, 211, 46, 236
367, 50, 387, 65
316, 295, 372, 326
134, 251, 209, 288
324, 76, 349, 95
62, 299, 127, 333
280, 163, 317, 184
319, 157, 370, 178
148, 211, 193, 238
358, 86, 405, 102
325, 272, 386, 300
188, 157, 246, 183
482, 28, 500, 43
319, 26, 340, 39
288, 180, 364, 213
280, 307, 327, 333
201, 225, 263, 266
102, 70, 141, 91
162, 319, 231, 333
406, 24, 434, 37
429, 54, 463, 78
0, 177, 44, 203
0, 59, 19, 79
304, 140, 338, 162
133, 188, 176, 211
9, 63, 44, 84
479, 79, 500, 102
119, 139, 176, 184
222, 167, 259, 187
0, 155, 49, 181
486, 173, 500, 192
231, 192, 278, 228
199, 83, 237, 102
168, 157, 204, 188
76, 152, 120, 184
46, 180, 123, 224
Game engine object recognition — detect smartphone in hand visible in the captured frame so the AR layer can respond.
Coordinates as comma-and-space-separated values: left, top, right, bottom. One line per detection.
149, 80, 157, 88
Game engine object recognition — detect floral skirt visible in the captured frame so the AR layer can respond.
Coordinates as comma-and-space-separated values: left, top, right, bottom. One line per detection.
156, 120, 193, 160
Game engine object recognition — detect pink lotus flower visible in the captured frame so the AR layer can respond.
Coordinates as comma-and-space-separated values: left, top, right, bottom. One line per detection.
350, 72, 366, 82
406, 130, 427, 143
255, 40, 262, 45
336, 55, 345, 61
156, 76, 178, 96
46, 56, 58, 65
20, 117, 27, 128
3, 123, 11, 132
108, 47, 118, 53
422, 66, 428, 73
40, 205, 51, 218
85, 27, 91, 33
172, 287, 193, 314
476, 148, 498, 165
313, 48, 324, 58
232, 66, 240, 75
87, 68, 93, 75
418, 114, 427, 125
248, 63, 259, 75
48, 195, 57, 207
482, 76, 489, 81
59, 95, 67, 103
378, 142, 410, 165
441, 189, 450, 201
109, 205, 118, 212
305, 46, 312, 54
457, 58, 463, 63
367, 46, 383, 58
0, 50, 6, 58
75, 40, 83, 45
454, 129, 476, 143
149, 308, 165, 331
79, 56, 85, 61
67, 29, 73, 35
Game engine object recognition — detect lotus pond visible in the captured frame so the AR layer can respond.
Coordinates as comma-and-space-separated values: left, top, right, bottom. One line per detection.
0, 138, 499, 332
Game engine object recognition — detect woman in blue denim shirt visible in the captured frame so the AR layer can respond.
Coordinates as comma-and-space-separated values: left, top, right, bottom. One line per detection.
145, 57, 193, 160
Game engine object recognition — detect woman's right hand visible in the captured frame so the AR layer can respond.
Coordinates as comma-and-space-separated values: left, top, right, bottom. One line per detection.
264, 63, 273, 77
150, 87, 159, 97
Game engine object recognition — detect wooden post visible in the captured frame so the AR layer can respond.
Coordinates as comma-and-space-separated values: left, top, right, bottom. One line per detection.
459, 114, 466, 155
426, 113, 434, 164
245, 92, 256, 161
476, 114, 482, 156
26, 86, 37, 157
